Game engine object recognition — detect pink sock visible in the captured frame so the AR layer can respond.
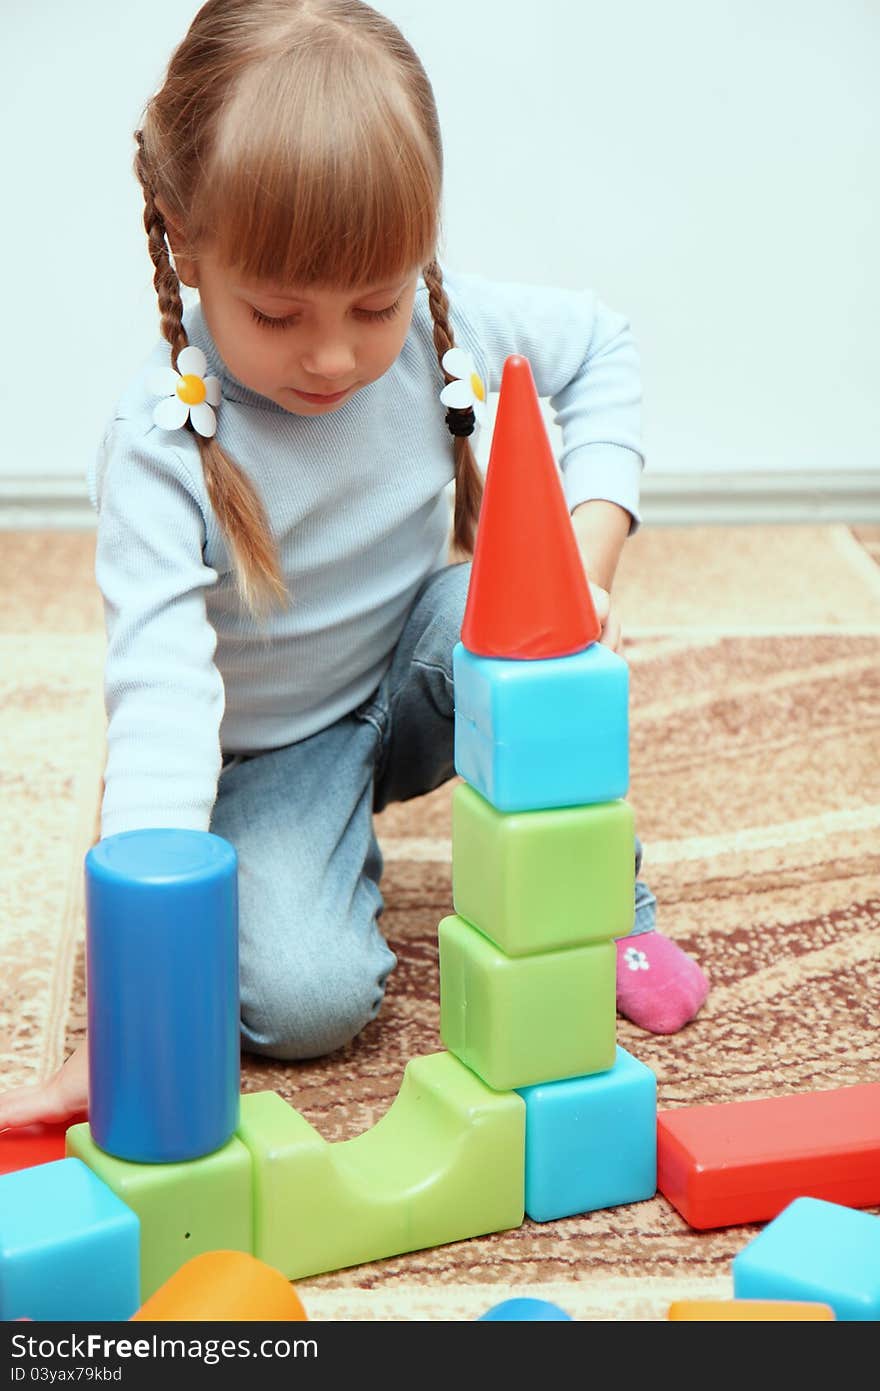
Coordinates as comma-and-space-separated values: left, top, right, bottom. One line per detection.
615, 931, 709, 1035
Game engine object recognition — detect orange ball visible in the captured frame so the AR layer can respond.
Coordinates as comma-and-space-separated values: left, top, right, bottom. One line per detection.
131, 1251, 307, 1321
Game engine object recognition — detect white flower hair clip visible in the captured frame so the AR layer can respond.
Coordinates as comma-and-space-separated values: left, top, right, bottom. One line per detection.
440, 348, 488, 437
149, 346, 221, 438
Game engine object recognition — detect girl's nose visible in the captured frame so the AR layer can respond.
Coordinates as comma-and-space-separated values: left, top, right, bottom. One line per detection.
301, 342, 356, 382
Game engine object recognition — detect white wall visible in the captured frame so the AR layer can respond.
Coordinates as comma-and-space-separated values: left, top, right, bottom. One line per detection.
1, 0, 878, 490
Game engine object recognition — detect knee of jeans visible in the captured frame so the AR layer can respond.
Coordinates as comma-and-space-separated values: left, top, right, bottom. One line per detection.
241, 946, 395, 1062
413, 563, 471, 678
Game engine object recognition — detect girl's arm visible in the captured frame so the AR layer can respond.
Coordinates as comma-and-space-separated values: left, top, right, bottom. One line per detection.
92, 420, 225, 839
571, 498, 632, 593
571, 498, 632, 651
442, 266, 644, 546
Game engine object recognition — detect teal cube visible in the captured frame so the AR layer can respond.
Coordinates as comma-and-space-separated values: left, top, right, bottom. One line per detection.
453, 783, 635, 954
453, 641, 628, 812
0, 1158, 140, 1321
517, 1047, 657, 1221
733, 1197, 880, 1320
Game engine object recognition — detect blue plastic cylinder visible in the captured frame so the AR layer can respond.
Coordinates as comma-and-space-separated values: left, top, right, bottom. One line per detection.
85, 828, 240, 1163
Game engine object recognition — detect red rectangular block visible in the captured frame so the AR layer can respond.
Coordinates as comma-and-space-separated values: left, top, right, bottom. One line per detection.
657, 1083, 880, 1230
0, 1122, 70, 1176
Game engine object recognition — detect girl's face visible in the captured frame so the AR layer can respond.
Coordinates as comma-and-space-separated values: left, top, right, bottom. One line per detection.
181, 249, 420, 416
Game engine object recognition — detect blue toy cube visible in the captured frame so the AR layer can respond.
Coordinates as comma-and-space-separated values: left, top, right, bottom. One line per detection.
0, 1157, 140, 1321
453, 641, 628, 812
733, 1196, 880, 1321
517, 1046, 657, 1221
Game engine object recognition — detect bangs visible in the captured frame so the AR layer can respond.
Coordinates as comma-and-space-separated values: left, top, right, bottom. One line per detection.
193, 46, 441, 289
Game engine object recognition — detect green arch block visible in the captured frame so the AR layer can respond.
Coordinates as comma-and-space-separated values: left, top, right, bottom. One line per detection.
236, 1052, 525, 1280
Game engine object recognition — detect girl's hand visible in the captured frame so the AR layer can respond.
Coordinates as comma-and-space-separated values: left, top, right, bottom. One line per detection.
0, 1042, 89, 1131
589, 582, 623, 653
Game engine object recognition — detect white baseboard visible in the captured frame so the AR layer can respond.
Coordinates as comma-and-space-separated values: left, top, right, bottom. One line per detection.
0, 470, 878, 529
0, 476, 97, 529
638, 470, 880, 526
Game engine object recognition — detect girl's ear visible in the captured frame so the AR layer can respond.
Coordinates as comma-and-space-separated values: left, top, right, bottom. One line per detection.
155, 198, 199, 288
173, 252, 200, 290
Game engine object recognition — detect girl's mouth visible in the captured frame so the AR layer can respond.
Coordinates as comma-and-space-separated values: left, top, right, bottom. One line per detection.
290, 386, 353, 404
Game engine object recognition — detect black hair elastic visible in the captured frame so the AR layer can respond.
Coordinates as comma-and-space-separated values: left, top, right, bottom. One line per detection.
445, 407, 476, 439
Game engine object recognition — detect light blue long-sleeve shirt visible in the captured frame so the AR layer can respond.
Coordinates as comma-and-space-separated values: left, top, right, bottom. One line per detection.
87, 268, 643, 839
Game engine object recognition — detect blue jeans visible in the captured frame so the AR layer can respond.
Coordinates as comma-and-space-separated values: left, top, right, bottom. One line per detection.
211, 562, 656, 1062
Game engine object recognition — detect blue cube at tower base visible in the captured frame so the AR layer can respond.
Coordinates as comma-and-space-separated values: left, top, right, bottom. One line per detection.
732, 1196, 880, 1321
517, 1046, 657, 1222
0, 1158, 140, 1321
453, 641, 628, 812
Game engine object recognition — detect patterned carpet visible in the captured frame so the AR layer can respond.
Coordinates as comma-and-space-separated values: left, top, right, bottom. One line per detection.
2, 524, 879, 1320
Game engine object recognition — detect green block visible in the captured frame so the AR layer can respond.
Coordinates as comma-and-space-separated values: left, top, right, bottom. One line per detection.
65, 1125, 253, 1300
453, 783, 635, 955
235, 1052, 524, 1280
439, 913, 616, 1090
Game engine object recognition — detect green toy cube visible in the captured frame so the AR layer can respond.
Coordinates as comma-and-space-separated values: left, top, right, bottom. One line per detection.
66, 1124, 253, 1300
452, 783, 634, 955
439, 914, 616, 1091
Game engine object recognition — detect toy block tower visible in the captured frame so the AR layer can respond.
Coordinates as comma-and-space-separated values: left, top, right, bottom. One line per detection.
439, 355, 657, 1221
0, 357, 658, 1316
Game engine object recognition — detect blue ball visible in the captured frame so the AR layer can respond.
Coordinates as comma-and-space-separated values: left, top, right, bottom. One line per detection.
479, 1298, 573, 1321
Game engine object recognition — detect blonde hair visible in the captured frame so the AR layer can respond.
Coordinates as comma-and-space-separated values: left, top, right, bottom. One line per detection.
134, 0, 482, 620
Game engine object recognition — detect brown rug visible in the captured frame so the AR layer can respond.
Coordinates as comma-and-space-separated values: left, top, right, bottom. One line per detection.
3, 525, 880, 1320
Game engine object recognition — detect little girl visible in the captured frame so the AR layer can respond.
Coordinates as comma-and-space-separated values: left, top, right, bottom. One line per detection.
0, 0, 707, 1129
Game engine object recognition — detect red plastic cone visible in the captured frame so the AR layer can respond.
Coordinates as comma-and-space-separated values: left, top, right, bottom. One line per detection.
461, 355, 600, 658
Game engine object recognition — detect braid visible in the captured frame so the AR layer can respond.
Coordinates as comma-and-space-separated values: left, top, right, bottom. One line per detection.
423, 258, 484, 556
135, 131, 188, 370
133, 129, 288, 622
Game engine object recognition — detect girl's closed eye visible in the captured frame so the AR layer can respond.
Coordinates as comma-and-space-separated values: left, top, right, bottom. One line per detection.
249, 299, 402, 331
354, 298, 401, 322
250, 307, 300, 330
